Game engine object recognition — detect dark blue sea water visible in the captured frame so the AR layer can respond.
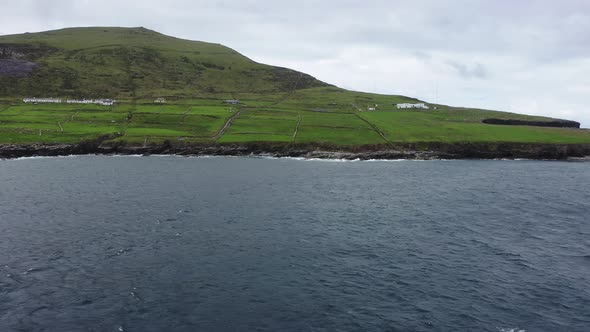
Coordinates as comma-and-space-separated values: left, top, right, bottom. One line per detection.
0, 156, 589, 332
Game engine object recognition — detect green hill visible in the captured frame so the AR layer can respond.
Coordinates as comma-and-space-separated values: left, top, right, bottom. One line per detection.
0, 27, 589, 154
0, 27, 329, 98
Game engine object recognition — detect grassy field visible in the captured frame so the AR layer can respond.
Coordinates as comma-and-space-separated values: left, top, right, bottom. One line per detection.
1, 27, 589, 147
1, 92, 589, 146
359, 112, 590, 144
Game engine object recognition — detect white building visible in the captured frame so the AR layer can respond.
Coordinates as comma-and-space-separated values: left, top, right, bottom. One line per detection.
396, 103, 429, 110
24, 97, 115, 106
154, 97, 166, 103
224, 99, 240, 105
66, 99, 94, 104
95, 99, 115, 106
23, 98, 62, 104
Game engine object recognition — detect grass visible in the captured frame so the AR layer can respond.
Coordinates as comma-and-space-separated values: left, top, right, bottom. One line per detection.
360, 112, 590, 144
1, 99, 589, 146
218, 110, 298, 143
0, 27, 329, 99
1, 27, 589, 147
295, 126, 385, 145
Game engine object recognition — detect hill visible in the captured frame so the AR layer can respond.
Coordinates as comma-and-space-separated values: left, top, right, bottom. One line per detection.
0, 27, 589, 159
0, 27, 329, 98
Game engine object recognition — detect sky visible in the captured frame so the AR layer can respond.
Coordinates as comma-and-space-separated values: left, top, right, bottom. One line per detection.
1, 0, 589, 127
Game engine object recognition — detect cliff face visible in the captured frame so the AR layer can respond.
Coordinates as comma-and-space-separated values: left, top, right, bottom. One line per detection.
482, 118, 581, 128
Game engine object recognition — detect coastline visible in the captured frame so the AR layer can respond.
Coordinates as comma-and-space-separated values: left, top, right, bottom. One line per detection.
2, 141, 590, 160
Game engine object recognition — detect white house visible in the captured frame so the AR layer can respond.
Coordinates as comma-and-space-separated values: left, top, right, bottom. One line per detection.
95, 99, 115, 106
154, 97, 166, 103
24, 97, 115, 106
23, 97, 62, 104
66, 99, 94, 104
224, 99, 240, 105
396, 103, 429, 110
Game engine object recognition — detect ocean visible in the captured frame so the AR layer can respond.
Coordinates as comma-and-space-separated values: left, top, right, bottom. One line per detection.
0, 156, 588, 331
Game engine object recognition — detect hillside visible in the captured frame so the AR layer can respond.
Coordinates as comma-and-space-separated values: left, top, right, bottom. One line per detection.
1, 27, 589, 159
0, 27, 328, 98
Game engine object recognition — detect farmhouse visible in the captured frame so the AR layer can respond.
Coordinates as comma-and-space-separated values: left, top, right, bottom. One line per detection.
95, 99, 115, 106
66, 99, 94, 104
154, 97, 166, 103
24, 98, 116, 106
396, 103, 429, 110
23, 97, 62, 103
224, 99, 240, 105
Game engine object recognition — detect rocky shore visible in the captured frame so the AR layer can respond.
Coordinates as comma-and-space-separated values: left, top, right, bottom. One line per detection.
2, 141, 590, 160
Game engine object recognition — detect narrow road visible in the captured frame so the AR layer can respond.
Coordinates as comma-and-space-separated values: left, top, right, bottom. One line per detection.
354, 113, 390, 143
213, 108, 242, 141
292, 112, 302, 142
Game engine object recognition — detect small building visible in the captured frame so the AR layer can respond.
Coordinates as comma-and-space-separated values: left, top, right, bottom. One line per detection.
395, 103, 429, 110
95, 99, 115, 106
66, 99, 94, 104
154, 97, 166, 103
224, 99, 240, 105
23, 97, 62, 104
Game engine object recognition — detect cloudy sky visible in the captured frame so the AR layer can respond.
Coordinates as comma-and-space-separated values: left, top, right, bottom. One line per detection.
1, 0, 589, 127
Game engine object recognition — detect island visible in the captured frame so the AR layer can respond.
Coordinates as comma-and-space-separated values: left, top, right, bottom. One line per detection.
1, 27, 589, 160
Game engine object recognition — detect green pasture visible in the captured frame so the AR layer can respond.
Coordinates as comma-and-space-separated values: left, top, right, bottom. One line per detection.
1, 97, 589, 146
218, 110, 298, 143
295, 126, 385, 145
361, 112, 590, 144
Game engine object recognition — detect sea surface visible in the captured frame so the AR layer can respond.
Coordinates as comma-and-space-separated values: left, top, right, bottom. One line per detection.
0, 156, 589, 331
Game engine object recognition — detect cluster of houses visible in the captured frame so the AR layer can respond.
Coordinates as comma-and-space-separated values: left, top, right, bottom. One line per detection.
23, 98, 62, 104
23, 98, 116, 106
67, 99, 116, 106
395, 103, 430, 109
21, 97, 431, 111
362, 102, 432, 111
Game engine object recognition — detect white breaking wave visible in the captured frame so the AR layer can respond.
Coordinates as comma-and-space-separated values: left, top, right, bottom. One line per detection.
8, 155, 80, 161
259, 156, 409, 162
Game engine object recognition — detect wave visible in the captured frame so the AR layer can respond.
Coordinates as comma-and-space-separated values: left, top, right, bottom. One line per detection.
260, 156, 420, 162
8, 155, 81, 161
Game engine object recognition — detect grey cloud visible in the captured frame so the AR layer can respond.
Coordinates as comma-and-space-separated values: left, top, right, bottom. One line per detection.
446, 61, 489, 79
